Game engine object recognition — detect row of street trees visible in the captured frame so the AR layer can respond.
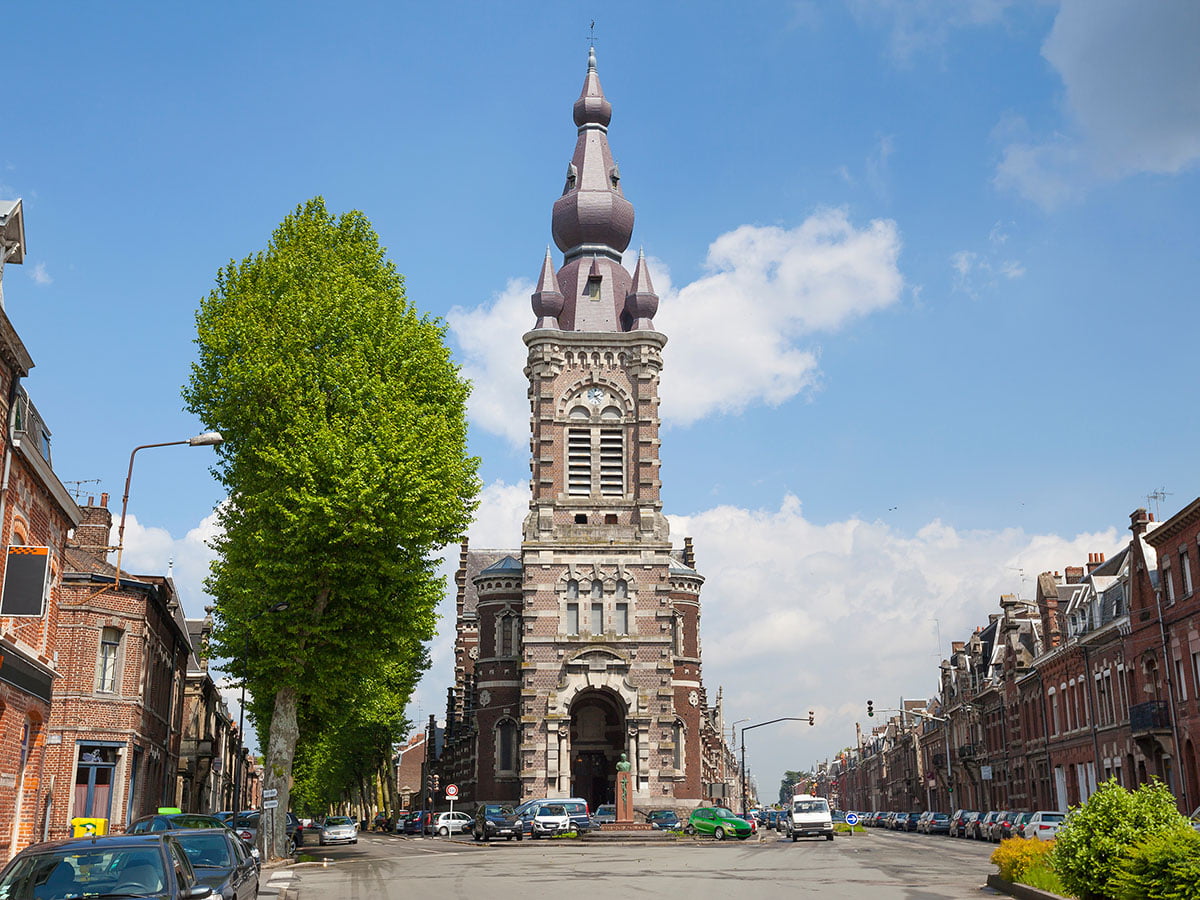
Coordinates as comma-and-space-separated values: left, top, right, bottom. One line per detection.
183, 198, 480, 858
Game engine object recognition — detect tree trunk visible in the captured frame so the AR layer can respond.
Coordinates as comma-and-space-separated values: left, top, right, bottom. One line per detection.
263, 685, 299, 861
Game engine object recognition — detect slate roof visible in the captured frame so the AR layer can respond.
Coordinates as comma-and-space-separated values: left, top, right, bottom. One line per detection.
459, 549, 518, 619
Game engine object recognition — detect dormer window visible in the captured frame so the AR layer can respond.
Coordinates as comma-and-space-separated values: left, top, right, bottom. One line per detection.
585, 275, 601, 302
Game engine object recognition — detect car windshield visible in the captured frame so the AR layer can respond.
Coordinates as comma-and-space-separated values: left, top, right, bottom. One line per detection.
325, 817, 354, 826
710, 808, 735, 818
793, 800, 829, 813
541, 805, 566, 816
1042, 813, 1065, 822
176, 832, 233, 868
0, 846, 168, 898
168, 815, 224, 829
484, 806, 514, 817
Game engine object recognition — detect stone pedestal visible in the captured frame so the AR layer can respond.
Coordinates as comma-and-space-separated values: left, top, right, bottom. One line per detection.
615, 770, 633, 823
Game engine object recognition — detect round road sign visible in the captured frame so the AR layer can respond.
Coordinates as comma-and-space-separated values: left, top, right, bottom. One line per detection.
444, 783, 459, 798
845, 813, 859, 826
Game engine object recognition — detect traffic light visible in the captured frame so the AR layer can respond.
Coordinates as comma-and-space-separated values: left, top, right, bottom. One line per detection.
808, 710, 815, 726
426, 774, 434, 792
867, 700, 874, 717
433, 775, 440, 791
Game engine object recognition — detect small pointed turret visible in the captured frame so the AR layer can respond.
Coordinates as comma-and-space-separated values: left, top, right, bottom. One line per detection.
624, 248, 659, 330
530, 247, 564, 330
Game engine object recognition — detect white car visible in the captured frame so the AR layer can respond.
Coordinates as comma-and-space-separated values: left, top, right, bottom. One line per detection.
319, 815, 358, 845
531, 803, 572, 838
433, 811, 473, 836
1021, 811, 1065, 840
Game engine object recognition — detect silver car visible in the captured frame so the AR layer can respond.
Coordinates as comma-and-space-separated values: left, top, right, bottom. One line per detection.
319, 816, 358, 845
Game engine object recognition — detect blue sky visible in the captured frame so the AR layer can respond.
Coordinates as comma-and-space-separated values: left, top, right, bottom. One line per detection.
4, 1, 1198, 793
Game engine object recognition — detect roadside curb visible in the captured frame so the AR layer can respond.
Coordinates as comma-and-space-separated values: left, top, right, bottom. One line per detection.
985, 873, 1069, 900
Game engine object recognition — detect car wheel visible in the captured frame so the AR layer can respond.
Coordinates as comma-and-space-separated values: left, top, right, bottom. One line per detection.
286, 837, 296, 856
826, 834, 834, 841
439, 826, 449, 837
714, 827, 726, 841
792, 834, 798, 842
684, 824, 695, 836
516, 833, 523, 841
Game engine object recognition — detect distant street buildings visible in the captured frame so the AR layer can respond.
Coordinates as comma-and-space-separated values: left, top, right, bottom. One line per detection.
826, 501, 1200, 816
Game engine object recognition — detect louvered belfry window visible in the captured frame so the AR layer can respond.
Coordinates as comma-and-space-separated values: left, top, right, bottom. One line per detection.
565, 427, 624, 496
567, 429, 592, 495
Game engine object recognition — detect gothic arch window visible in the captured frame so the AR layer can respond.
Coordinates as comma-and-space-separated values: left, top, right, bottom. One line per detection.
566, 580, 579, 599
497, 612, 521, 658
590, 580, 603, 600
615, 579, 628, 599
672, 719, 685, 772
671, 615, 683, 656
496, 719, 518, 775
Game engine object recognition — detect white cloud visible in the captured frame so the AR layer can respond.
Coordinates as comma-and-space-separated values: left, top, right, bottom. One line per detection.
996, 0, 1200, 207
950, 221, 1025, 297
448, 279, 534, 447
450, 210, 904, 439
656, 210, 903, 426
117, 508, 221, 618
407, 480, 1124, 790
846, 0, 1017, 63
30, 262, 52, 285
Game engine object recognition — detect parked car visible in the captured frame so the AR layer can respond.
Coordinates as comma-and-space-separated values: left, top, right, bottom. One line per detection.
403, 811, 432, 836
896, 812, 920, 832
472, 804, 523, 842
0, 833, 214, 900
593, 804, 616, 825
433, 811, 473, 836
686, 807, 753, 841
972, 811, 999, 840
924, 812, 951, 834
514, 798, 592, 836
232, 810, 304, 855
128, 813, 229, 834
318, 815, 358, 845
789, 795, 834, 842
1021, 811, 1066, 840
998, 812, 1030, 841
174, 827, 260, 900
987, 811, 1014, 842
645, 809, 681, 831
953, 811, 980, 838
531, 803, 572, 838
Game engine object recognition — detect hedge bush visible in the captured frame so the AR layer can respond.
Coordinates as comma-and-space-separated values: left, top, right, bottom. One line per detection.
1052, 779, 1188, 900
1109, 824, 1200, 900
990, 836, 1055, 882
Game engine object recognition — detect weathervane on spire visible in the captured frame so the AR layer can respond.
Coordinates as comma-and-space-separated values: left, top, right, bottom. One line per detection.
588, 20, 597, 47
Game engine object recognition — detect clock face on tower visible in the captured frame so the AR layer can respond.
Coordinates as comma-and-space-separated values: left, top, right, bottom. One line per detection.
586, 386, 605, 406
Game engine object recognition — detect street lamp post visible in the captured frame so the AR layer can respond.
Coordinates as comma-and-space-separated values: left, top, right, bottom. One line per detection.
109, 431, 224, 590
741, 715, 814, 813
231, 601, 290, 815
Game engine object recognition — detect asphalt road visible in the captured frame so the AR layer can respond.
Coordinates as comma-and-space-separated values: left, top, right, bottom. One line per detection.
279, 828, 1006, 899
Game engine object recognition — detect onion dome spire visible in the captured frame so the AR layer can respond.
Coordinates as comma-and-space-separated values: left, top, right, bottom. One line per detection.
624, 248, 659, 331
551, 47, 634, 261
530, 247, 564, 329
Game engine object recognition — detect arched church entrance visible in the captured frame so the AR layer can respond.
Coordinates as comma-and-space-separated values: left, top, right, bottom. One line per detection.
569, 689, 626, 812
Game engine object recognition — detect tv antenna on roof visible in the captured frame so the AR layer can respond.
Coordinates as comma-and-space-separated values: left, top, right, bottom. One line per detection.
1146, 487, 1172, 519
64, 478, 102, 501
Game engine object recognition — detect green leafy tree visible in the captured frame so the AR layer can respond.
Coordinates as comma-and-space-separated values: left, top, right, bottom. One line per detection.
780, 770, 813, 804
184, 198, 479, 859
1052, 779, 1188, 900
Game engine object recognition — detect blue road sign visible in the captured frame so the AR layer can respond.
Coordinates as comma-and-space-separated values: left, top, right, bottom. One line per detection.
845, 813, 859, 826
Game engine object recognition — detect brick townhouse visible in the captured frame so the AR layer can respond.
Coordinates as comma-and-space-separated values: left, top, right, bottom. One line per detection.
48, 495, 192, 836
0, 198, 84, 860
835, 501, 1200, 816
178, 612, 242, 815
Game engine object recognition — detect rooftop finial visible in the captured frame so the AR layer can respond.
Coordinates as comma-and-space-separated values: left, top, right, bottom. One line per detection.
588, 44, 597, 71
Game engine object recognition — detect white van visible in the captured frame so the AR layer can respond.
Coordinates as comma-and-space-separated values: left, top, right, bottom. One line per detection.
790, 794, 833, 841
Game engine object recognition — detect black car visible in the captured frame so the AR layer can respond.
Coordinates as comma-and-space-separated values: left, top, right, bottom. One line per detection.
404, 810, 433, 835
644, 809, 681, 830
0, 832, 214, 899
471, 804, 524, 842
173, 828, 259, 900
128, 813, 228, 834
231, 810, 304, 856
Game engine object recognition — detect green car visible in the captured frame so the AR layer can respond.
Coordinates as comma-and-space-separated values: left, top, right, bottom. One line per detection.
685, 807, 753, 840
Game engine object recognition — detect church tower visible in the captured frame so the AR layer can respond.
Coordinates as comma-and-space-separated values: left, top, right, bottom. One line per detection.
443, 48, 719, 814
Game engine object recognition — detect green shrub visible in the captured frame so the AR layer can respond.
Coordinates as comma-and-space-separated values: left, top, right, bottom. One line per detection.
991, 836, 1055, 882
1052, 779, 1189, 900
1109, 824, 1200, 900
1022, 855, 1068, 896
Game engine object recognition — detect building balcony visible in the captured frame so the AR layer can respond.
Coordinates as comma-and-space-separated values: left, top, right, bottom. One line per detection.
1130, 700, 1171, 735
956, 744, 978, 759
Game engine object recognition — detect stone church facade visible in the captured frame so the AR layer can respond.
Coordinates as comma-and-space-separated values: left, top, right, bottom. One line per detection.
432, 49, 728, 814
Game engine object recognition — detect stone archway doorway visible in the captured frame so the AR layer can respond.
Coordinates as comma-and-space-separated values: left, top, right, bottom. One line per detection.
569, 689, 625, 812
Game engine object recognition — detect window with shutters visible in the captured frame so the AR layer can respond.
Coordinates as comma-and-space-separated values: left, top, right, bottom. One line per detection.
563, 427, 624, 496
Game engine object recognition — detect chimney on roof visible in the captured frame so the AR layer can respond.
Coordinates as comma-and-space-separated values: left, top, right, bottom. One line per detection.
1087, 552, 1105, 574
70, 494, 113, 563
1064, 565, 1085, 584
951, 641, 965, 653
1037, 571, 1063, 650
683, 537, 696, 569
1130, 507, 1152, 536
